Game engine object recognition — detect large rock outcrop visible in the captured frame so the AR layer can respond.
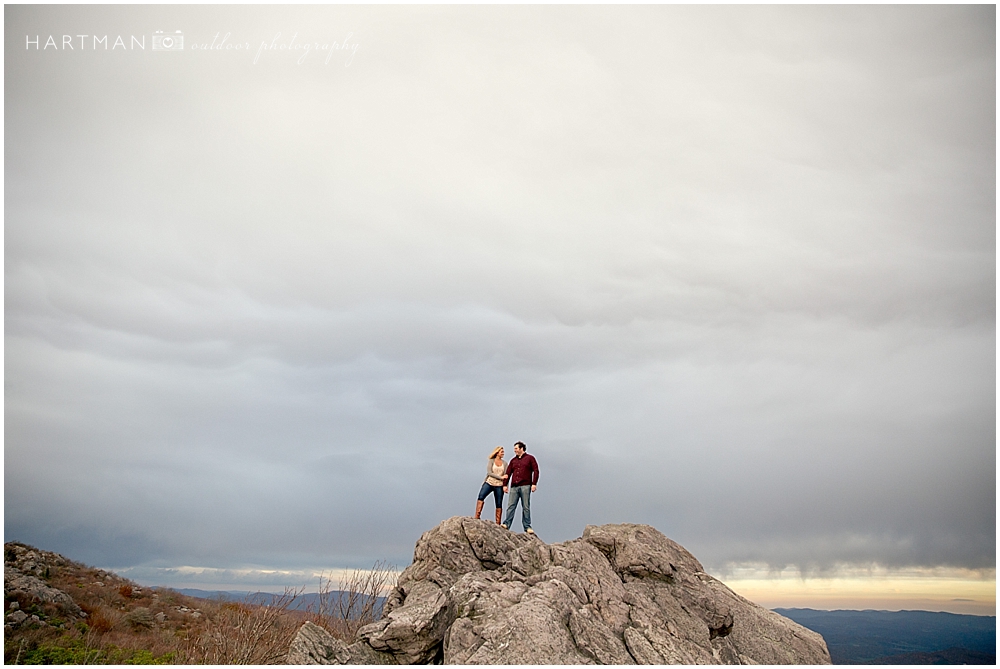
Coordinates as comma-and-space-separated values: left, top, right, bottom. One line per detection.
4, 542, 86, 630
288, 518, 831, 664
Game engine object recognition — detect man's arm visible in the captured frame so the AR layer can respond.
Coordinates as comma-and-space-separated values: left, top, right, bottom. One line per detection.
531, 455, 539, 491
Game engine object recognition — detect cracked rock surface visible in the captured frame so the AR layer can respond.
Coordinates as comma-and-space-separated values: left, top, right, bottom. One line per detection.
288, 517, 831, 664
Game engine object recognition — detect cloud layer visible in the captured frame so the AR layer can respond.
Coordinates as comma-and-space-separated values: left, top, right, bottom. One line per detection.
5, 5, 994, 581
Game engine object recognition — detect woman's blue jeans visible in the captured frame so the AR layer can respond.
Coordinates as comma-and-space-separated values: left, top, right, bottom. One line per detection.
504, 485, 531, 530
478, 482, 504, 508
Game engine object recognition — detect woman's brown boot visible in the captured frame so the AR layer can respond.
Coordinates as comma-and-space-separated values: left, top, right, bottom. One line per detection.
474, 500, 484, 519
495, 508, 503, 524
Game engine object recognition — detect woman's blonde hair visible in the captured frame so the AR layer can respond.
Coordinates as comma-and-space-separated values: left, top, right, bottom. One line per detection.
488, 446, 504, 461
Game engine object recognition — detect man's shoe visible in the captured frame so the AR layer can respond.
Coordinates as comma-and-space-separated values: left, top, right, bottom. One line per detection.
525, 528, 535, 535
500, 524, 508, 530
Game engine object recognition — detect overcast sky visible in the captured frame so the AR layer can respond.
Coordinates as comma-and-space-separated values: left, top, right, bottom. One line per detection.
5, 5, 995, 596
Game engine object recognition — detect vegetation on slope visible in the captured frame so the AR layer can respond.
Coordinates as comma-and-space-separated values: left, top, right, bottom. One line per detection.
4, 541, 395, 664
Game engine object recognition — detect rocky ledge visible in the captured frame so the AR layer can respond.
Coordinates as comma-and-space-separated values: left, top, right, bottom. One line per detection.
288, 518, 831, 664
4, 543, 86, 631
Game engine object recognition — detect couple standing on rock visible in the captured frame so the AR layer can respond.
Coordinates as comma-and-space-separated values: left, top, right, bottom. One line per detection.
473, 441, 539, 534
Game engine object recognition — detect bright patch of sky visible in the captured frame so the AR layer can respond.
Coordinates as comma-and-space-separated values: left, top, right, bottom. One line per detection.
723, 566, 996, 617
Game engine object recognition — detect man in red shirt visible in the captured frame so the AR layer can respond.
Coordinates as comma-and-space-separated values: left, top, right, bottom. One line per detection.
502, 441, 539, 534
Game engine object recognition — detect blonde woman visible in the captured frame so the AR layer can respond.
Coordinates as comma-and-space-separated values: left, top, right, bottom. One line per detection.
475, 446, 508, 523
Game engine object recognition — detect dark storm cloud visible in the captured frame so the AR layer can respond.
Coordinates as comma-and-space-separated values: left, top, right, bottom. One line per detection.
4, 5, 994, 581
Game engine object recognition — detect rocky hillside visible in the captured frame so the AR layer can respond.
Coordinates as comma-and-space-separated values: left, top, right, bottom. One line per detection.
3, 541, 303, 664
289, 517, 832, 664
6, 543, 91, 632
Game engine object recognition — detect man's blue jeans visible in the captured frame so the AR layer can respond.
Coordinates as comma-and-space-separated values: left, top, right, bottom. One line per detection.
504, 485, 531, 531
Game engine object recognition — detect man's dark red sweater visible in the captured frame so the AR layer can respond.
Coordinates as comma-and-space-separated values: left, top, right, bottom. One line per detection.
505, 453, 539, 487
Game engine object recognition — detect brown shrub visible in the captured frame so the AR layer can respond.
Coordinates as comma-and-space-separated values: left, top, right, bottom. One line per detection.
186, 588, 302, 664
87, 608, 114, 634
118, 584, 133, 599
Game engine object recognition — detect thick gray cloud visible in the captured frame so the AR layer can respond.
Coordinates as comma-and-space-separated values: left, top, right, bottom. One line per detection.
5, 5, 994, 582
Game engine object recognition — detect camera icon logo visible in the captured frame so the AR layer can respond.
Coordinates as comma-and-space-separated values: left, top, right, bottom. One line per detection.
152, 30, 184, 51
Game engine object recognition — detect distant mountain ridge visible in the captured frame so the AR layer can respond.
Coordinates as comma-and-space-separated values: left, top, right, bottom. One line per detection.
868, 647, 996, 665
775, 608, 995, 665
170, 587, 385, 615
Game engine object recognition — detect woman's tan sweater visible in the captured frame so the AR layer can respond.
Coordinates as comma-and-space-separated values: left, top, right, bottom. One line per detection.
485, 459, 507, 486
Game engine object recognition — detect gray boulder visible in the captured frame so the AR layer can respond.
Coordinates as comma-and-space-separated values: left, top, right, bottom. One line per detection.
288, 622, 398, 665
4, 565, 84, 619
288, 518, 831, 664
4, 542, 86, 621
